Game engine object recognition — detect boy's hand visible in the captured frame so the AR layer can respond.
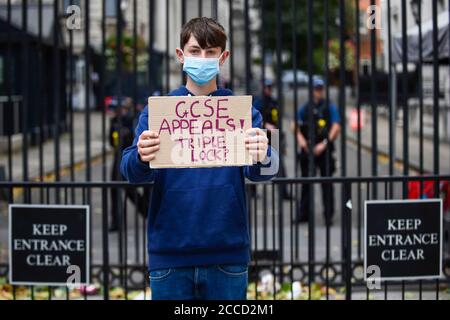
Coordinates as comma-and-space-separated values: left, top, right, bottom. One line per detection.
138, 130, 160, 162
245, 128, 269, 163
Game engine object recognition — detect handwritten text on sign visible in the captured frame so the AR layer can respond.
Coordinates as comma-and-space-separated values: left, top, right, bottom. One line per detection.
148, 96, 253, 168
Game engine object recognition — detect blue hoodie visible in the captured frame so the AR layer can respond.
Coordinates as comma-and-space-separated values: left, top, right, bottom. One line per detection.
120, 86, 279, 271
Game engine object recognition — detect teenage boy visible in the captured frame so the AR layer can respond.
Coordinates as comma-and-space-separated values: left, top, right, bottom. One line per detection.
120, 17, 278, 300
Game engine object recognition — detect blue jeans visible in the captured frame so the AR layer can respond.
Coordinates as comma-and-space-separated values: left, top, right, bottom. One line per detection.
149, 264, 248, 300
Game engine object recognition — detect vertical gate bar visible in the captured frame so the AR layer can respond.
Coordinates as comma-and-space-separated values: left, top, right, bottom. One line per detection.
260, 0, 265, 106
263, 185, 268, 250
101, 0, 107, 182
21, 0, 29, 182
211, 0, 218, 20
133, 189, 139, 263
260, 0, 269, 256
143, 187, 148, 299
68, 2, 76, 203
324, 0, 331, 299
370, 0, 378, 198
418, 0, 424, 187
384, 181, 388, 300
81, 187, 87, 300
85, 0, 92, 296
38, 0, 44, 201
181, 0, 186, 84
432, 0, 440, 178
275, 0, 285, 280
64, 187, 70, 300
417, 0, 424, 300
132, 3, 141, 265
101, 1, 110, 300
6, 0, 13, 185
228, 0, 234, 91
53, 0, 61, 188
165, 0, 170, 94
30, 186, 34, 300
131, 0, 139, 262
448, 0, 450, 175
124, 190, 129, 300
292, 0, 299, 178
116, 0, 125, 288
339, 0, 347, 275
182, 0, 187, 27
253, 184, 258, 300
355, 0, 362, 262
339, 0, 350, 288
366, 181, 370, 299
148, 0, 154, 93
47, 185, 52, 300
198, 0, 203, 17
244, 0, 251, 94
344, 182, 352, 300
431, 0, 440, 299
400, 0, 408, 188
116, 0, 123, 130
85, 0, 92, 183
306, 0, 315, 296
272, 183, 276, 300
133, 0, 138, 115
387, 0, 394, 193
289, 183, 294, 300
400, 0, 408, 300
387, 0, 394, 199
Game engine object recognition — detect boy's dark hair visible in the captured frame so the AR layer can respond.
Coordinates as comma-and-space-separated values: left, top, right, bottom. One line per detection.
180, 17, 227, 52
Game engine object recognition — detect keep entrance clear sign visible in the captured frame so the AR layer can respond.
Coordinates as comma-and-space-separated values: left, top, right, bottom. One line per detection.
364, 199, 443, 281
9, 205, 90, 286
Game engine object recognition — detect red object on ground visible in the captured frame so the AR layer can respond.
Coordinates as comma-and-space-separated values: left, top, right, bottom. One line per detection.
349, 108, 364, 131
408, 180, 450, 212
443, 181, 450, 212
104, 96, 113, 111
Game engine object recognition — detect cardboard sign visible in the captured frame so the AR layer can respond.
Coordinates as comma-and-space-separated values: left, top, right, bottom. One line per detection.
9, 204, 90, 286
148, 96, 253, 168
364, 199, 443, 281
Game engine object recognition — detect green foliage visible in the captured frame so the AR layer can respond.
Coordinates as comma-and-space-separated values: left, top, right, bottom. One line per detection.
257, 0, 355, 74
328, 38, 355, 72
105, 32, 148, 72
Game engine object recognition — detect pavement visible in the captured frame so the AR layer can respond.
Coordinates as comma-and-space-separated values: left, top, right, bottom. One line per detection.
346, 108, 450, 175
0, 111, 111, 182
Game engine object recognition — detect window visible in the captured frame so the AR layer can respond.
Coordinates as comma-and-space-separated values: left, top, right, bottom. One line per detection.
105, 0, 118, 17
63, 0, 81, 11
105, 0, 130, 18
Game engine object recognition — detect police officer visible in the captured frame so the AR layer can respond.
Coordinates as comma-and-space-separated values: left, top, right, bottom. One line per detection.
254, 79, 290, 199
294, 79, 341, 226
109, 97, 149, 231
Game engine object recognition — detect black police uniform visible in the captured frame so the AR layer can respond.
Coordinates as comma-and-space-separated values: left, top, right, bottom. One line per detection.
296, 100, 336, 225
260, 94, 290, 199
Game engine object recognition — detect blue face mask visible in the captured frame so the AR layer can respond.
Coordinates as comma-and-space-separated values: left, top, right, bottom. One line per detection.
182, 51, 224, 86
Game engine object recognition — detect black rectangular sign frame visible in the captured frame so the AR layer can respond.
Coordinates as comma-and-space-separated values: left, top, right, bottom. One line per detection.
9, 204, 90, 286
364, 199, 443, 281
